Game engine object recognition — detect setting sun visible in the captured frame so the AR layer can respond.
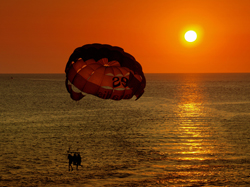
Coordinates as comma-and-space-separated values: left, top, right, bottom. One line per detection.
184, 30, 197, 42
0, 1, 250, 74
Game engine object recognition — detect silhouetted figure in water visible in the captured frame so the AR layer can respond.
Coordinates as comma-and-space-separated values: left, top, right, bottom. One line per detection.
72, 153, 82, 170
68, 153, 73, 171
67, 148, 82, 171
76, 153, 82, 170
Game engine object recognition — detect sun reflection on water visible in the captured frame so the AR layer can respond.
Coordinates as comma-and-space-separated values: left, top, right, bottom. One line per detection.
175, 82, 213, 161
139, 75, 247, 186
147, 78, 223, 185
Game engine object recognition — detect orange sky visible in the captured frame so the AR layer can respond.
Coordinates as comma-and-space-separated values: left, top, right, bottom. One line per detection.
0, 0, 250, 73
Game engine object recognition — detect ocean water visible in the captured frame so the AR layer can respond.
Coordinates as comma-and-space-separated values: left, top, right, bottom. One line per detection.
1, 73, 250, 187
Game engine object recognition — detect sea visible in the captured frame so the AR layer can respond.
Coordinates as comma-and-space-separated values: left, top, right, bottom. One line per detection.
1, 73, 250, 187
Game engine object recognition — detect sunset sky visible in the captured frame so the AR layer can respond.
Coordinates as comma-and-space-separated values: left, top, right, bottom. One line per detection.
1, 0, 250, 73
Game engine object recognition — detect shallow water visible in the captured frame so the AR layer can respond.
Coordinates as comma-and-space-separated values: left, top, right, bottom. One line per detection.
1, 73, 250, 186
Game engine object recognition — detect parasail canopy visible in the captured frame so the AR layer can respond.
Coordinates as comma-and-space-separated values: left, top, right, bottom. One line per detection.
65, 43, 146, 101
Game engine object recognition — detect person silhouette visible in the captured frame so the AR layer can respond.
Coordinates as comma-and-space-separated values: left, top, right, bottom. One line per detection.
76, 153, 82, 170
68, 153, 73, 171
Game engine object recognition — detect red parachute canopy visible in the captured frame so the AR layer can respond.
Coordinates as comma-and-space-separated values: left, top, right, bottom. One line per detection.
65, 44, 146, 101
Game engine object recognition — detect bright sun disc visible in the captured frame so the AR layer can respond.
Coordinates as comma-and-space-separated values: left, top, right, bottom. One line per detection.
184, 30, 197, 42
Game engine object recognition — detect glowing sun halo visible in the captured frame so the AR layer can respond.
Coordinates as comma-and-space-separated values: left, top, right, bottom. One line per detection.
184, 30, 197, 42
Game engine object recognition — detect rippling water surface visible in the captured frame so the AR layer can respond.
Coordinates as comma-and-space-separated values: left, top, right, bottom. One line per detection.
1, 73, 250, 186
